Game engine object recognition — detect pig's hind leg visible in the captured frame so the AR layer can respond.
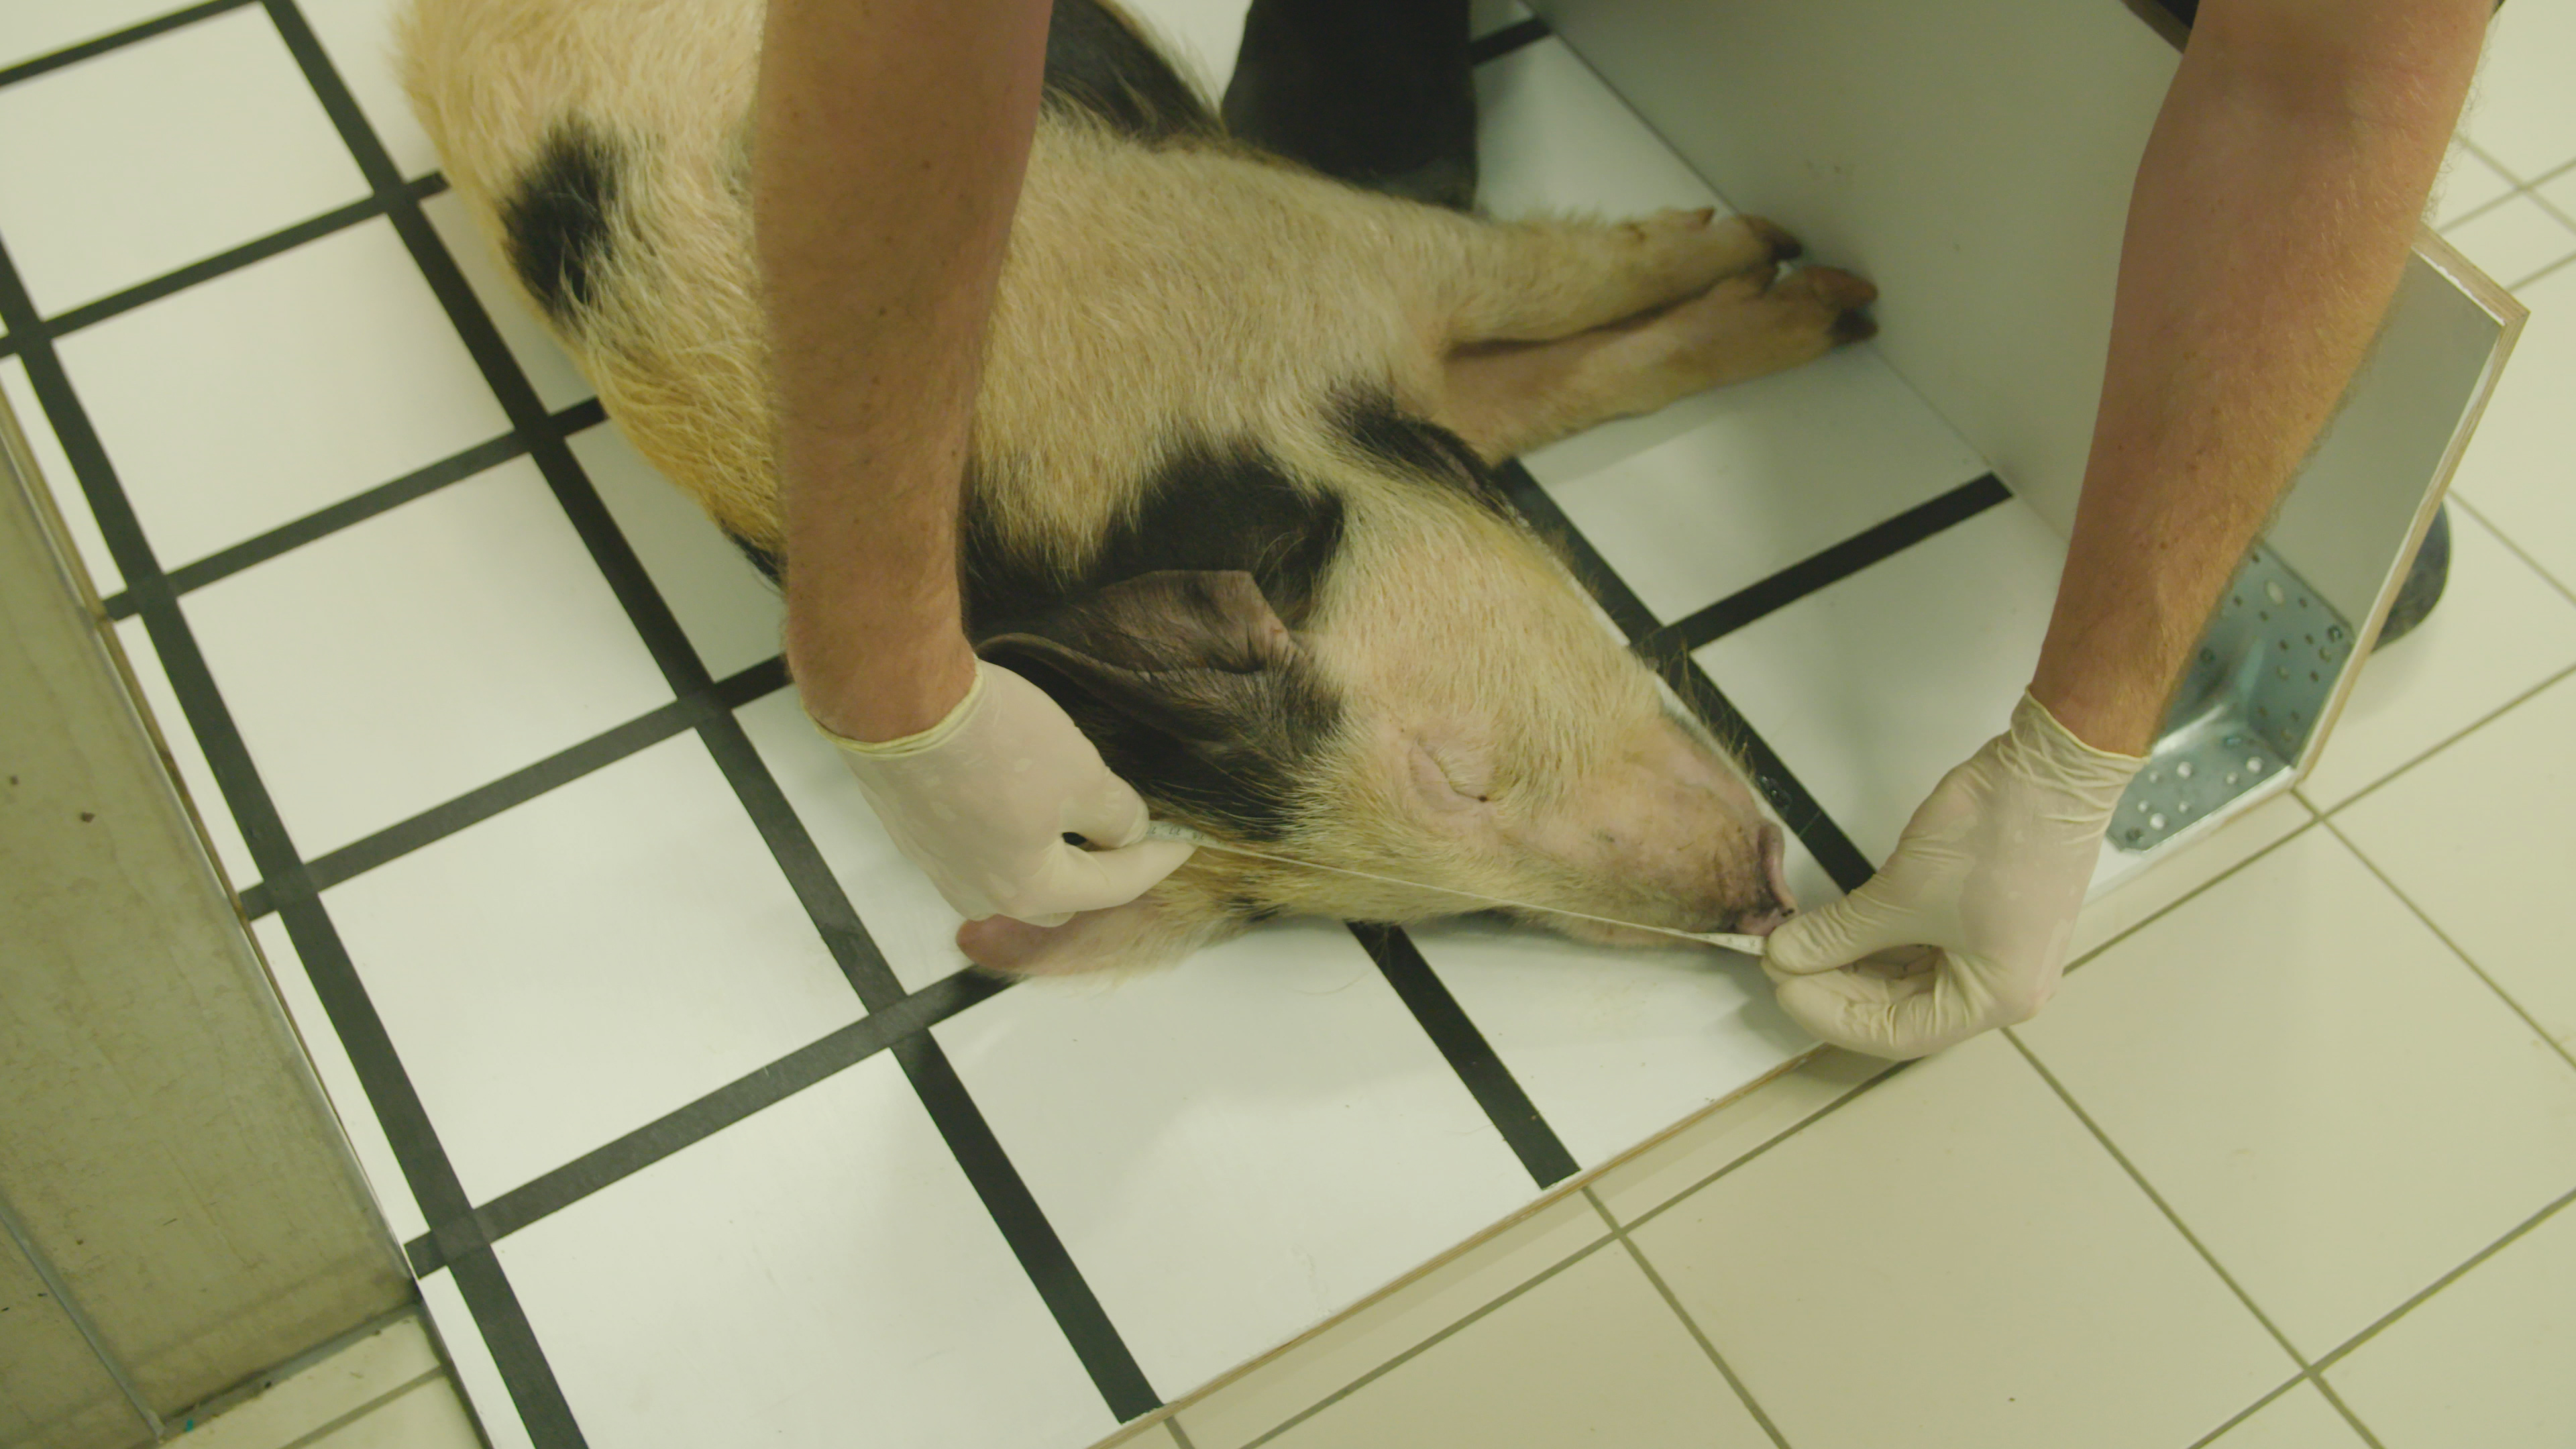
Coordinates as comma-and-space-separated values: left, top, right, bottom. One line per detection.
1436, 265, 1880, 461
1442, 209, 1799, 344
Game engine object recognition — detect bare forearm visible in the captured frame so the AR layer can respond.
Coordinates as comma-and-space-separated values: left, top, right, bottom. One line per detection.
755, 0, 1052, 740
2031, 0, 2487, 754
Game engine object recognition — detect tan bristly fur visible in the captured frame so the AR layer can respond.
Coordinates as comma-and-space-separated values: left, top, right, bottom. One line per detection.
402, 0, 1864, 973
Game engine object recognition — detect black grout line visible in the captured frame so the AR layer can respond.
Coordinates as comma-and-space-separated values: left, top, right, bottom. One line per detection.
1234, 1233, 1625, 1449
1618, 1056, 1913, 1236
2308, 658, 2576, 823
266, 1, 1160, 1419
100, 397, 606, 622
2322, 818, 2576, 1075
1350, 923, 1580, 1189
2000, 1032, 2390, 1449
1646, 474, 2010, 652
443, 1249, 586, 1446
240, 657, 788, 920
2180, 1375, 2308, 1449
2308, 1181, 2576, 1379
1493, 460, 1663, 641
46, 176, 451, 340
0, 0, 257, 89
402, 966, 1010, 1275
1491, 459, 1876, 891
1653, 657, 1876, 891
1597, 1206, 1794, 1449
1465, 15, 1551, 65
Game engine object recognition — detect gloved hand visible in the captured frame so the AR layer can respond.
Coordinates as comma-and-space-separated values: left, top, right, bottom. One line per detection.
1762, 692, 2145, 1059
816, 659, 1194, 926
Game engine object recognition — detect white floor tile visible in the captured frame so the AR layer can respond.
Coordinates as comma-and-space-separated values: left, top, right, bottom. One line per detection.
1695, 498, 2066, 862
2440, 193, 2576, 289
2204, 1385, 2371, 1449
570, 421, 781, 681
2445, 263, 2576, 595
2072, 788, 2315, 963
1633, 1034, 2292, 1449
2326, 1196, 2576, 1449
2296, 505, 2576, 809
1117, 0, 1247, 96
307, 1377, 484, 1449
1405, 916, 1808, 1170
2336, 669, 2576, 1049
932, 920, 1538, 1398
249, 915, 429, 1243
1, 354, 118, 594
1258, 1244, 1773, 1449
299, 0, 441, 178
2432, 142, 2518, 229
58, 219, 509, 569
2017, 830, 2576, 1356
1585, 1046, 1886, 1224
322, 731, 865, 1200
1475, 38, 1725, 221
419, 190, 595, 413
111, 614, 261, 885
2459, 0, 2576, 183
414, 1271, 531, 1449
2536, 164, 2576, 226
732, 688, 970, 994
0, 7, 367, 316
182, 1316, 440, 1449
1529, 344, 1991, 625
495, 1053, 1115, 1449
182, 457, 673, 857
0, 0, 195, 71
1175, 1191, 1609, 1449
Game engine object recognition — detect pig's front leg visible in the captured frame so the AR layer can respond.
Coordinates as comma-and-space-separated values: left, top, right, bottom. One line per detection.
1440, 209, 1799, 345
1436, 266, 1880, 461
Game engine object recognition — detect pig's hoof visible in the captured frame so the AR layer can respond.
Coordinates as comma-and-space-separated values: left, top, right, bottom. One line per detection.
1741, 215, 1804, 265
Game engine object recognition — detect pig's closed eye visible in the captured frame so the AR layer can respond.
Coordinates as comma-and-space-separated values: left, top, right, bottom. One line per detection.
1409, 739, 1493, 810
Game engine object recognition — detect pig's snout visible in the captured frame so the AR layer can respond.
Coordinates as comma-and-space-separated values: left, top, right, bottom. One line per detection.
1733, 823, 1797, 937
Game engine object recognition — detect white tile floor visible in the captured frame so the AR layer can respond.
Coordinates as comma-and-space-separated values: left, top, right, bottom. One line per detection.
11, 2, 2575, 1448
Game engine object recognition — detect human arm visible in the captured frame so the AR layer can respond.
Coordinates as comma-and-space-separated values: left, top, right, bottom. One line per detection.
754, 0, 1189, 924
1764, 0, 2491, 1057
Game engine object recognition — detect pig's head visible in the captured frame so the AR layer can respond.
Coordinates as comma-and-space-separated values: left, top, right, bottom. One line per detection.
958, 440, 1794, 975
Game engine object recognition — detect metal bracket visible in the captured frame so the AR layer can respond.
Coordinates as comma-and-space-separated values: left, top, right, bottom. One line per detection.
2111, 543, 2353, 853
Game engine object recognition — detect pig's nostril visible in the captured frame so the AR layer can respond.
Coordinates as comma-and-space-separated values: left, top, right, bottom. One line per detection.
1757, 823, 1796, 912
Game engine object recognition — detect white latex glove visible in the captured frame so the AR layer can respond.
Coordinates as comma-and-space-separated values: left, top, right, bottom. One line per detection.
1762, 692, 2145, 1059
816, 660, 1195, 926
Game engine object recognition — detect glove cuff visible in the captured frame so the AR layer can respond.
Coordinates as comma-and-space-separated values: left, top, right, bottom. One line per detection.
811, 662, 988, 759
2004, 690, 2148, 800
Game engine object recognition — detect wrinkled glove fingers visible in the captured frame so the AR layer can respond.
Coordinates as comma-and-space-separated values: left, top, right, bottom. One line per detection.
1059, 765, 1152, 851
1762, 875, 1941, 975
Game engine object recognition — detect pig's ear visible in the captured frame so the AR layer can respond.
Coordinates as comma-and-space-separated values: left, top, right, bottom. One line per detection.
977, 570, 1336, 832
977, 570, 1296, 736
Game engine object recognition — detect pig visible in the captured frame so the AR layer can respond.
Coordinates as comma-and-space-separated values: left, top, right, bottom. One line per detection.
399, 0, 1870, 975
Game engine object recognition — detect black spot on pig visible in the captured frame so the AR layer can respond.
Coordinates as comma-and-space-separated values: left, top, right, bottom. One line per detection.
1332, 390, 1510, 517
724, 530, 782, 584
1042, 0, 1216, 143
963, 439, 1346, 839
501, 120, 623, 327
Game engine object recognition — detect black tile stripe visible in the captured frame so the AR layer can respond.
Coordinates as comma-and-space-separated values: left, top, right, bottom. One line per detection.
1351, 924, 1580, 1187
47, 177, 451, 339
101, 398, 607, 616
402, 966, 1010, 1276
0, 170, 589, 1442
444, 1250, 587, 1448
1493, 459, 1876, 892
1466, 16, 1552, 66
0, 0, 258, 90
260, 0, 1163, 1424
1646, 473, 2010, 652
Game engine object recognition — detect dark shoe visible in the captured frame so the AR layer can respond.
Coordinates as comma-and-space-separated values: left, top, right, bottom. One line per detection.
1220, 0, 1479, 211
2375, 503, 2451, 647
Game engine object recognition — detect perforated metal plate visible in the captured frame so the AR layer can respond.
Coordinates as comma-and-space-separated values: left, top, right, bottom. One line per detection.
2110, 544, 2353, 854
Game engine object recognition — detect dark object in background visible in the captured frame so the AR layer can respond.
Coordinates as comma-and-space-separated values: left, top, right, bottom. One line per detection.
2376, 504, 2451, 647
1220, 0, 1479, 210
